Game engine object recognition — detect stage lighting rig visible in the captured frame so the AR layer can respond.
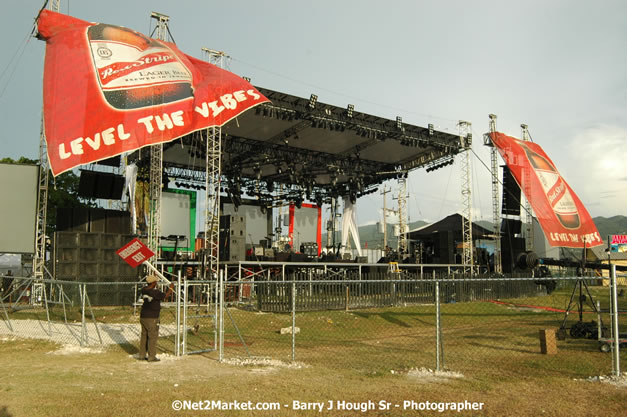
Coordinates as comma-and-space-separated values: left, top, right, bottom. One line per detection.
347, 104, 354, 118
425, 155, 455, 172
396, 116, 403, 130
308, 94, 318, 109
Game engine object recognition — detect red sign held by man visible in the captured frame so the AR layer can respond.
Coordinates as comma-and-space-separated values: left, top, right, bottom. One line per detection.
117, 238, 155, 268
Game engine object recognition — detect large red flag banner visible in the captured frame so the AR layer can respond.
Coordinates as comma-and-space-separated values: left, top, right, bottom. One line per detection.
37, 10, 269, 176
489, 132, 602, 248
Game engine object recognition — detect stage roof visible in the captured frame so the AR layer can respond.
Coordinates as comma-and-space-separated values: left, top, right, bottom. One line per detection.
132, 86, 467, 206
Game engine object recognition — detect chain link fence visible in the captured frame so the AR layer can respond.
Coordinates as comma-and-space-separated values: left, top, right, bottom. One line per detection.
1, 269, 625, 379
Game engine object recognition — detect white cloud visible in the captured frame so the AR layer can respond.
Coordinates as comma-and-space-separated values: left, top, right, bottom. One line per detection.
563, 125, 627, 217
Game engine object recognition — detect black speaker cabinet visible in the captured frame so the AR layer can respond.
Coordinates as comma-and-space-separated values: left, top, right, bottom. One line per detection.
502, 166, 521, 216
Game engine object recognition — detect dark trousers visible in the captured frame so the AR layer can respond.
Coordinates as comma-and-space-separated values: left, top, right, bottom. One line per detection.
139, 317, 159, 360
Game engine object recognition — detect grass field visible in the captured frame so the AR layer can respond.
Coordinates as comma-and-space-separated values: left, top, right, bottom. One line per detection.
0, 285, 625, 416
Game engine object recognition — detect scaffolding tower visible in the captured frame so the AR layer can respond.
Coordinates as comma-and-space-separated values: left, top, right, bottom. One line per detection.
484, 114, 502, 274
521, 124, 534, 252
202, 48, 229, 279
397, 177, 408, 255
146, 12, 170, 256
458, 121, 473, 275
33, 0, 61, 286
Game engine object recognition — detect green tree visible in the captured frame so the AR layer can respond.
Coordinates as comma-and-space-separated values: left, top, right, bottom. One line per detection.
0, 157, 95, 233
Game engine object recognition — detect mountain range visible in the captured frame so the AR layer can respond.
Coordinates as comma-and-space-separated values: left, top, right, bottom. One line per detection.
325, 215, 627, 250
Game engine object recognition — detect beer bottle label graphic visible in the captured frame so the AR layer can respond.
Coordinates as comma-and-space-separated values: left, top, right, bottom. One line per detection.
520, 142, 580, 229
87, 24, 193, 110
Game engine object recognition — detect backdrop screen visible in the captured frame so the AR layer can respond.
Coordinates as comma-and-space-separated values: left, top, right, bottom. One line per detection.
160, 190, 196, 251
0, 164, 39, 253
289, 204, 320, 251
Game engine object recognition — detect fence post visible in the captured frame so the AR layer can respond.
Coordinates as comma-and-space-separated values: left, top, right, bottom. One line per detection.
292, 281, 296, 362
435, 280, 441, 371
176, 270, 181, 357
219, 269, 224, 362
80, 284, 86, 347
610, 264, 620, 376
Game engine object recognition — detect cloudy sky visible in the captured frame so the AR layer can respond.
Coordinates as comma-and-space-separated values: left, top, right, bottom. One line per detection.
1, 0, 625, 226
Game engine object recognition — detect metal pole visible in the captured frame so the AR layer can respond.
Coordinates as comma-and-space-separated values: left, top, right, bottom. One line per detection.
214, 277, 218, 352
596, 300, 601, 342
81, 284, 86, 347
219, 269, 224, 361
435, 280, 441, 371
183, 276, 188, 355
291, 281, 296, 362
176, 270, 181, 357
610, 264, 620, 376
144, 261, 172, 284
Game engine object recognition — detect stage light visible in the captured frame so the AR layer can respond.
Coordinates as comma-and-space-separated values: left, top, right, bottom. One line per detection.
428, 123, 434, 136
466, 133, 472, 147
308, 94, 318, 109
347, 104, 354, 118
396, 116, 403, 130
243, 76, 251, 82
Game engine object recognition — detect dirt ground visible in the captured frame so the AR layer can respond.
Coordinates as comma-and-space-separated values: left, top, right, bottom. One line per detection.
0, 337, 625, 417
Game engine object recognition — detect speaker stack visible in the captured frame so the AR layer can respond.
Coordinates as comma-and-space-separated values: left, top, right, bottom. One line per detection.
219, 215, 246, 262
56, 208, 130, 234
435, 231, 455, 264
54, 231, 138, 305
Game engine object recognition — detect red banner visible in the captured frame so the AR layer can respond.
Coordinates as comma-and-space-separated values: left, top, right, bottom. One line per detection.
37, 10, 269, 176
489, 132, 601, 248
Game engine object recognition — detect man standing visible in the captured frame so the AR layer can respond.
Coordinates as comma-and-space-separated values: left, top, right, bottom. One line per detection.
2, 270, 13, 302
139, 275, 174, 362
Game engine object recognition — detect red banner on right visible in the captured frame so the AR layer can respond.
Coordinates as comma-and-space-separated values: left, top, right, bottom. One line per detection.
489, 132, 602, 248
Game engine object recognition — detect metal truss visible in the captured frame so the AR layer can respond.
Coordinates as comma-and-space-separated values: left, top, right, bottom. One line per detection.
204, 127, 222, 279
458, 121, 473, 275
202, 48, 228, 280
34, 1, 60, 286
34, 115, 49, 283
485, 114, 502, 274
521, 124, 534, 251
146, 13, 170, 255
147, 143, 163, 255
397, 178, 408, 255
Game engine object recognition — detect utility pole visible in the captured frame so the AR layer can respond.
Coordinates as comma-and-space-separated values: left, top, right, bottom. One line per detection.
459, 121, 473, 275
